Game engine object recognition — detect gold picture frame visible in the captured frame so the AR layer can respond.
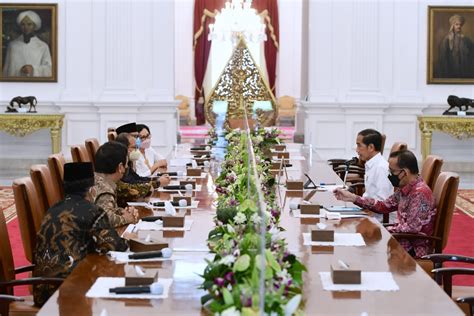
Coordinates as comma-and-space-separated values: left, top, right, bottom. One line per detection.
427, 6, 474, 84
1, 3, 57, 82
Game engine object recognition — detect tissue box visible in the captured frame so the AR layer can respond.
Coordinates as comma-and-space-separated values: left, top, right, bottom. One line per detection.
273, 144, 286, 151
125, 265, 159, 286
311, 229, 334, 242
275, 152, 290, 159
330, 264, 361, 284
171, 194, 192, 205
129, 238, 168, 253
162, 212, 186, 227
300, 204, 320, 215
179, 180, 196, 189
187, 168, 202, 176
287, 181, 303, 190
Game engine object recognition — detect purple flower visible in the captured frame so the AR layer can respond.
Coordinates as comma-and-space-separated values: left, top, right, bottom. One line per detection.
214, 277, 225, 287
225, 271, 235, 284
240, 294, 252, 307
228, 198, 239, 206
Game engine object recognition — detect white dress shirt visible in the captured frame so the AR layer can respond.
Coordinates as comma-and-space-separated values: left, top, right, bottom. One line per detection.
363, 153, 393, 201
135, 147, 165, 177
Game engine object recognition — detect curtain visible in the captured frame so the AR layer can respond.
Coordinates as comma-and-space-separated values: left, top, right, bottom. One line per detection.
193, 0, 279, 125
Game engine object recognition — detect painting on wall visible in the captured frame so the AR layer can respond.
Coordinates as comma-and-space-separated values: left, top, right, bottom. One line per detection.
428, 6, 474, 84
0, 3, 57, 82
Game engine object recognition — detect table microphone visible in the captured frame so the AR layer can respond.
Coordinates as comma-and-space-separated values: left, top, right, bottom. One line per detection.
110, 282, 163, 295
163, 185, 185, 190
128, 248, 172, 260
141, 215, 163, 222
156, 172, 178, 177
289, 201, 300, 210
344, 157, 358, 165
153, 201, 179, 207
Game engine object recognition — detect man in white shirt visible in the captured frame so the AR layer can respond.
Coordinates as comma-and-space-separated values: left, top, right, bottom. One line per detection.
356, 129, 393, 202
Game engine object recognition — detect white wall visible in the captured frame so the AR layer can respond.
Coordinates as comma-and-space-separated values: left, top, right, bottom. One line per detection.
302, 0, 474, 176
0, 0, 179, 162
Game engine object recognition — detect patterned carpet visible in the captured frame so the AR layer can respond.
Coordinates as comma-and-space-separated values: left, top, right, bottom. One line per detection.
456, 189, 474, 218
0, 186, 16, 223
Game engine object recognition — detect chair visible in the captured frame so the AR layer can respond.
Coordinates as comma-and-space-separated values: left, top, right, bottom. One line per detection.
392, 172, 459, 272
12, 177, 43, 263
30, 165, 62, 215
276, 96, 296, 125
71, 144, 90, 163
107, 131, 117, 142
422, 254, 474, 315
389, 142, 407, 153
175, 95, 191, 125
48, 153, 66, 200
85, 138, 100, 167
0, 210, 63, 316
421, 155, 444, 191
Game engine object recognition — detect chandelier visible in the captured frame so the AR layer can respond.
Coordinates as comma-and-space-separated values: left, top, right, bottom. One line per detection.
208, 0, 267, 44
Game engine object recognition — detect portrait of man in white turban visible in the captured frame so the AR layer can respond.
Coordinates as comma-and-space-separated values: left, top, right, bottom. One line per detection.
2, 9, 53, 78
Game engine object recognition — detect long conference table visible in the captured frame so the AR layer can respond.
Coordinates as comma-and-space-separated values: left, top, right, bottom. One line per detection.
38, 143, 463, 315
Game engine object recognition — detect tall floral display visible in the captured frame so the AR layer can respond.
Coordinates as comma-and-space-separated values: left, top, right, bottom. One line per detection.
201, 128, 306, 315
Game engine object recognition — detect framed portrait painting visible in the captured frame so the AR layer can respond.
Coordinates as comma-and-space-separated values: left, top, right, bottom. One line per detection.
1, 3, 57, 82
427, 6, 474, 84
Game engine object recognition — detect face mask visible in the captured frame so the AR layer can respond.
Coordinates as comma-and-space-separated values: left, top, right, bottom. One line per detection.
387, 170, 404, 188
129, 150, 141, 162
135, 137, 142, 149
141, 139, 151, 149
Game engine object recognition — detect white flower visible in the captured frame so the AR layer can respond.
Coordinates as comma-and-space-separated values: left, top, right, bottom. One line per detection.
284, 294, 302, 316
220, 306, 241, 316
234, 212, 246, 225
219, 255, 236, 266
268, 226, 283, 242
250, 213, 261, 224
276, 269, 289, 284
227, 224, 235, 234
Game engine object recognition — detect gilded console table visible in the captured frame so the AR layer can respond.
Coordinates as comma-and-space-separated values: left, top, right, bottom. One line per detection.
0, 113, 64, 154
418, 115, 474, 161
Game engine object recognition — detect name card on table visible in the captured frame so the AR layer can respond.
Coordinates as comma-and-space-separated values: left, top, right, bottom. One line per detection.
162, 212, 186, 228
287, 181, 304, 190
330, 262, 361, 284
129, 238, 168, 253
300, 204, 321, 215
187, 168, 202, 177
125, 265, 159, 286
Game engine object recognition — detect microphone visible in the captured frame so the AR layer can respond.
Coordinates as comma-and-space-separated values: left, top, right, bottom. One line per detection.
110, 282, 163, 295
141, 215, 163, 222
289, 201, 300, 210
178, 199, 188, 207
152, 201, 179, 207
344, 157, 358, 165
156, 172, 178, 177
128, 248, 172, 260
163, 185, 185, 190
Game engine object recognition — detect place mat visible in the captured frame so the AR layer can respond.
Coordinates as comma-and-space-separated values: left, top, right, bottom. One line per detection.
319, 272, 399, 292
107, 251, 175, 263
135, 219, 193, 231
86, 277, 173, 299
292, 209, 323, 218
302, 233, 366, 246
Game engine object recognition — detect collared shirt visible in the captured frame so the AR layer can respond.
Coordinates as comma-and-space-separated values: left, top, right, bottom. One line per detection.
90, 173, 131, 227
355, 177, 436, 258
363, 153, 393, 201
135, 147, 165, 177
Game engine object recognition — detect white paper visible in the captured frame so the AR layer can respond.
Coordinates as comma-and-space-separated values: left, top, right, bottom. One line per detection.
86, 277, 173, 299
164, 201, 177, 216
319, 272, 399, 292
292, 209, 323, 218
107, 251, 175, 263
169, 158, 192, 167
158, 185, 202, 192
302, 233, 366, 246
317, 185, 345, 192
135, 219, 193, 231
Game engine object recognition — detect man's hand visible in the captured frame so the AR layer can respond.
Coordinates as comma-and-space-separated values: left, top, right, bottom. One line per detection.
159, 174, 171, 186
122, 206, 139, 223
333, 188, 357, 203
20, 65, 33, 76
157, 159, 168, 168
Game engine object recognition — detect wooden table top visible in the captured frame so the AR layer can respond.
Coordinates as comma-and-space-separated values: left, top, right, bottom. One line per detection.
38, 143, 464, 316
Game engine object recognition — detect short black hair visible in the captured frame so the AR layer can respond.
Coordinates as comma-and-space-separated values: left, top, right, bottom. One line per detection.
389, 150, 419, 174
137, 124, 151, 135
94, 141, 128, 174
115, 133, 130, 147
358, 129, 382, 152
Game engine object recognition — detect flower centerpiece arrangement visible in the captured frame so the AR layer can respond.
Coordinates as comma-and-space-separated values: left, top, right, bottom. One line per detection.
201, 128, 306, 315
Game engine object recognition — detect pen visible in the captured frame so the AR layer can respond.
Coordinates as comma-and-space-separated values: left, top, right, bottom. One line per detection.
320, 183, 336, 185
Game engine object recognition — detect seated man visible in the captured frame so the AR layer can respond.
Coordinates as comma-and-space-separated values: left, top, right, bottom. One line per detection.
90, 141, 139, 227
33, 162, 129, 306
135, 123, 168, 177
334, 150, 436, 258
356, 129, 393, 201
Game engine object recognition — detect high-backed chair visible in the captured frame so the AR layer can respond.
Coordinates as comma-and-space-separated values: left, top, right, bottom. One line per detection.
421, 155, 444, 191
107, 131, 117, 142
85, 138, 100, 167
30, 165, 62, 216
12, 177, 43, 263
175, 95, 191, 125
0, 211, 63, 316
392, 172, 459, 271
47, 153, 66, 200
390, 142, 407, 153
276, 96, 296, 125
71, 144, 90, 163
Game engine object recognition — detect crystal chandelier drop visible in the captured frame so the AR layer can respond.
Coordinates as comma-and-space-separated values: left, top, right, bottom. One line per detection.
208, 0, 267, 44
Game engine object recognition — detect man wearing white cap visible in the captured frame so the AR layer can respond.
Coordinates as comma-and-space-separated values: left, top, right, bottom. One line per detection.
3, 10, 52, 77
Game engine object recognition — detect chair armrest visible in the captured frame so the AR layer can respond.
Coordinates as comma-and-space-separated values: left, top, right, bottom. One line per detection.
0, 277, 64, 290
421, 254, 474, 265
14, 264, 35, 274
0, 294, 25, 303
383, 223, 395, 228
431, 268, 474, 296
391, 233, 441, 242
456, 296, 474, 305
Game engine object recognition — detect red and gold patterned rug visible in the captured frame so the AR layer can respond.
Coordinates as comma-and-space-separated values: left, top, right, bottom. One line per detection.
0, 186, 16, 223
456, 189, 474, 218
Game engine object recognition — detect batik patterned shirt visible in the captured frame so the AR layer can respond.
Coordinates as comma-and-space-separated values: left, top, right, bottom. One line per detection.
33, 194, 128, 306
354, 177, 436, 258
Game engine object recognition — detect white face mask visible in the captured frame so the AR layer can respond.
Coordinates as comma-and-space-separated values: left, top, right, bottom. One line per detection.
129, 149, 141, 162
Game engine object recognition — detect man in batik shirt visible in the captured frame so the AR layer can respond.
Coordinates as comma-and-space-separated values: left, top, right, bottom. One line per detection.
334, 150, 436, 258
33, 162, 128, 306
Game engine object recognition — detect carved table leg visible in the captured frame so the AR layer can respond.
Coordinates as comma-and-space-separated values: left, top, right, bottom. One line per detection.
421, 130, 432, 162
50, 127, 61, 154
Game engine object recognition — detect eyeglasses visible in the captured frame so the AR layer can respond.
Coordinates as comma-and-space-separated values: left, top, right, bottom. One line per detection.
389, 169, 404, 176
138, 134, 151, 140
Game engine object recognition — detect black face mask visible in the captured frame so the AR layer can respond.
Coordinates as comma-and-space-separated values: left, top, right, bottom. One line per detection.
388, 171, 404, 188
